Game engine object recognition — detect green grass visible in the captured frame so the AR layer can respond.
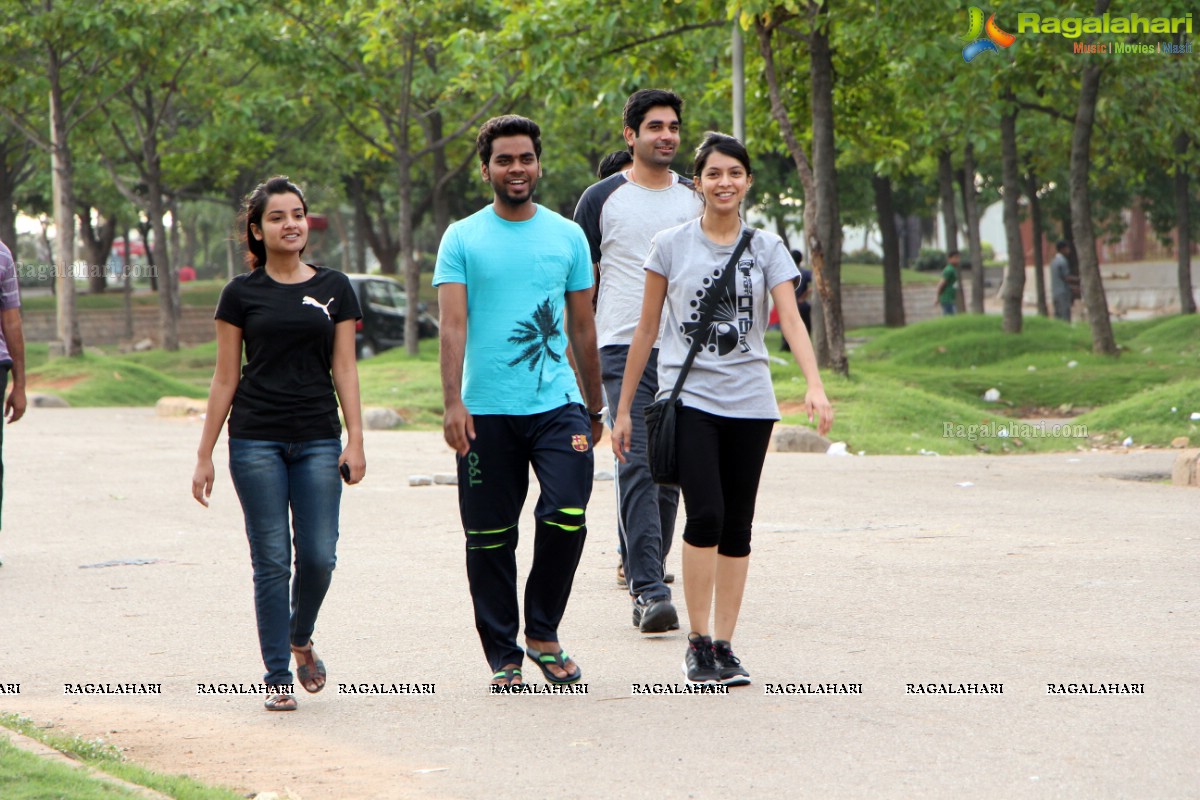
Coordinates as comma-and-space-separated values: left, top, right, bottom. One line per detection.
20, 280, 226, 312
839, 262, 941, 287
23, 310, 1200, 454
763, 312, 1200, 452
357, 336, 444, 426
0, 714, 241, 800
29, 352, 208, 405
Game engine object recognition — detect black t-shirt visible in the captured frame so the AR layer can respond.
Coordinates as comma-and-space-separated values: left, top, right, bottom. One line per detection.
215, 266, 361, 442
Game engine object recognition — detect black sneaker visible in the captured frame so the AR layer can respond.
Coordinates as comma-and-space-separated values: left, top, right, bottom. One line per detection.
711, 640, 751, 686
682, 633, 720, 683
632, 596, 680, 633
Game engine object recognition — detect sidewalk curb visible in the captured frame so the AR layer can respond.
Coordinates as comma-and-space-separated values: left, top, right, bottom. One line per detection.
0, 724, 172, 800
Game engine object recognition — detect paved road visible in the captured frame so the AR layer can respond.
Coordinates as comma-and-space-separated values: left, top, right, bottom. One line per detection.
0, 408, 1196, 799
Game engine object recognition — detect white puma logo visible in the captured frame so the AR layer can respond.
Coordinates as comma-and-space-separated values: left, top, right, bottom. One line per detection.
302, 296, 334, 320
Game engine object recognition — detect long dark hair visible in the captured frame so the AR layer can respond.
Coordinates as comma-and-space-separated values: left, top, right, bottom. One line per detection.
241, 176, 308, 269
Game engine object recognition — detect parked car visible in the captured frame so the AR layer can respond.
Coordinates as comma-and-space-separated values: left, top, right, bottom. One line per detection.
346, 274, 438, 359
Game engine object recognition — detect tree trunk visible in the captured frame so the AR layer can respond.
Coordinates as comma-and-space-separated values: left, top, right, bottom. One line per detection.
0, 138, 26, 252
123, 224, 135, 340
873, 174, 904, 327
1025, 170, 1049, 317
809, 1, 847, 376
399, 154, 420, 355
331, 208, 353, 273
1175, 131, 1195, 314
139, 217, 156, 290
48, 75, 82, 356
959, 144, 986, 314
430, 111, 452, 244
999, 96, 1026, 333
347, 174, 400, 275
1069, 18, 1117, 355
938, 149, 965, 313
149, 187, 180, 351
754, 15, 830, 367
78, 207, 117, 294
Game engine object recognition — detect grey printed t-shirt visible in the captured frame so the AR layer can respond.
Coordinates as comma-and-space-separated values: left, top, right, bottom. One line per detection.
645, 219, 799, 420
574, 172, 702, 347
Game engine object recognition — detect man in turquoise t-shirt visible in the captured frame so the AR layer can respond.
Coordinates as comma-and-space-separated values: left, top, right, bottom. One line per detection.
434, 114, 604, 690
935, 250, 961, 316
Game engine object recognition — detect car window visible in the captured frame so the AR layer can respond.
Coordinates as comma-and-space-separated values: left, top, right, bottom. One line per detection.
386, 282, 408, 310
365, 280, 395, 309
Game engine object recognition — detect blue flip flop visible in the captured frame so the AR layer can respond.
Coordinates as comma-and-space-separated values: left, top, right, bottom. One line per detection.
524, 647, 582, 684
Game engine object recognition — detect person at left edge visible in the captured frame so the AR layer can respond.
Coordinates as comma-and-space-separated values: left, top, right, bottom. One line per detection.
435, 115, 603, 690
0, 235, 26, 567
191, 176, 365, 713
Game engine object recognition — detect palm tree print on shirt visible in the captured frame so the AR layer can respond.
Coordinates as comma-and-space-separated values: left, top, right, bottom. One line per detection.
507, 297, 563, 391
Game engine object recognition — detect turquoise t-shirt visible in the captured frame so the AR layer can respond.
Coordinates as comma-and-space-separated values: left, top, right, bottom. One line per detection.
433, 204, 594, 415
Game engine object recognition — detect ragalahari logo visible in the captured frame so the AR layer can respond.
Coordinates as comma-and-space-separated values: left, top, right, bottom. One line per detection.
962, 7, 1016, 62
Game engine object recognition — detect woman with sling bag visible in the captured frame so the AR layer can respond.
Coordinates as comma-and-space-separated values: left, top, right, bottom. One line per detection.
611, 132, 832, 686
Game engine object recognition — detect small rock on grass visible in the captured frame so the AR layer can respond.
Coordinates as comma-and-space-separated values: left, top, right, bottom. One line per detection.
30, 394, 69, 408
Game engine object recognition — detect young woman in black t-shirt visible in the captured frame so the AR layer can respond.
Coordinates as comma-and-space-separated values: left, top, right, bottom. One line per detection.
191, 176, 365, 712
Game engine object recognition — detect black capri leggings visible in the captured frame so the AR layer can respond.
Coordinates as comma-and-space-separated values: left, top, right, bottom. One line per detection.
676, 406, 774, 558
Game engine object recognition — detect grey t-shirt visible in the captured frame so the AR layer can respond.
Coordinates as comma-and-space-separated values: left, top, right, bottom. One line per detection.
645, 219, 799, 420
574, 172, 702, 348
1050, 253, 1071, 298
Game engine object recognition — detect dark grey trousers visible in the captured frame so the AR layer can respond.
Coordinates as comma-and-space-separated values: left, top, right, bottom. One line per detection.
601, 345, 678, 601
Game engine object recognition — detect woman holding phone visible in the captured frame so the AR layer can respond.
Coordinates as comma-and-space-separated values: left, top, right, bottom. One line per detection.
192, 176, 365, 711
612, 133, 832, 686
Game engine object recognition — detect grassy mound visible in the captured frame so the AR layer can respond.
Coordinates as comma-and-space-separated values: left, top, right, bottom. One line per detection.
28, 354, 207, 406
1077, 377, 1200, 446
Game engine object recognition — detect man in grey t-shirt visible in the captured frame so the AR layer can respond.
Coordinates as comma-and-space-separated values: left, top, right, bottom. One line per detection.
574, 89, 702, 633
1050, 240, 1076, 322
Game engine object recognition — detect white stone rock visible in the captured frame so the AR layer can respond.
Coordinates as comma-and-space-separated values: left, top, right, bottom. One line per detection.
433, 473, 457, 485
775, 426, 832, 453
133, 338, 154, 352
29, 394, 69, 408
594, 470, 614, 481
155, 396, 205, 416
983, 388, 1001, 402
363, 407, 403, 430
408, 475, 433, 486
825, 441, 849, 456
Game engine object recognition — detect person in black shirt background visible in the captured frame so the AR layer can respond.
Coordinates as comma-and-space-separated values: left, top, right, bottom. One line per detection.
192, 176, 365, 712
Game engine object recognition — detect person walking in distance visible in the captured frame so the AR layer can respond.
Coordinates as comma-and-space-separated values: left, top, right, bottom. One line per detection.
935, 251, 961, 316
1050, 240, 1078, 322
436, 115, 604, 688
0, 236, 26, 567
192, 176, 365, 712
574, 89, 702, 634
612, 133, 833, 685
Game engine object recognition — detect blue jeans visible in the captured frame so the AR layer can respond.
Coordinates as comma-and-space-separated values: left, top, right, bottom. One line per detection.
228, 438, 342, 685
941, 301, 956, 316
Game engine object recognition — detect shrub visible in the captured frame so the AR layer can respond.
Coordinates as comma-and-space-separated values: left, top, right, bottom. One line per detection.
844, 247, 882, 265
912, 248, 947, 272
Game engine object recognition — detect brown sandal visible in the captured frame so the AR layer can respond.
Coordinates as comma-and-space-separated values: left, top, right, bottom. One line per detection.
264, 693, 297, 711
291, 641, 327, 694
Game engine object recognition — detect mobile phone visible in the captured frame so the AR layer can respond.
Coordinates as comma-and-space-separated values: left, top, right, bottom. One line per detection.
339, 462, 352, 484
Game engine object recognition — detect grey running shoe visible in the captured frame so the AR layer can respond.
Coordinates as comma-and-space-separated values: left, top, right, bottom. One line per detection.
712, 639, 751, 686
682, 633, 720, 684
632, 596, 679, 633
